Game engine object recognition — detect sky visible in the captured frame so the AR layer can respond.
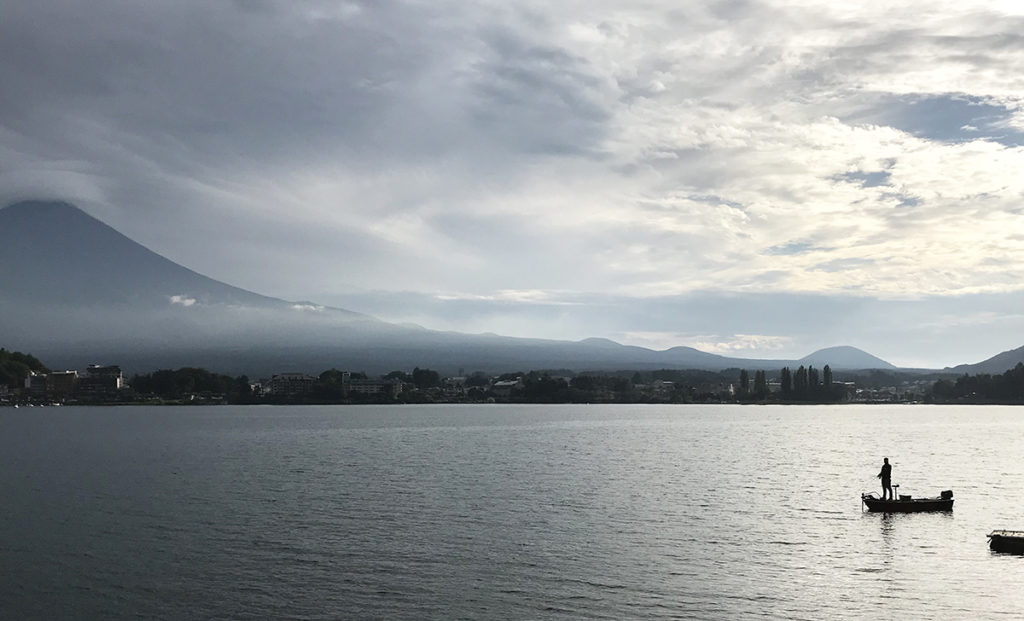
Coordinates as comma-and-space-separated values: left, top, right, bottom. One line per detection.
2, 0, 1024, 369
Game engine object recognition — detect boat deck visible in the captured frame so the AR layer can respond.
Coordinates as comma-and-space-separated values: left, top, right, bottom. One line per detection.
989, 530, 1024, 538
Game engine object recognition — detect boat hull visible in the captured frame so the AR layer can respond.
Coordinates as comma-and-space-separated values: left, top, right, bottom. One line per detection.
861, 496, 953, 513
989, 530, 1024, 554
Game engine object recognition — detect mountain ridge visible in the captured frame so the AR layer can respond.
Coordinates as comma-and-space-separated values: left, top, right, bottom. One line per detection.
945, 344, 1024, 375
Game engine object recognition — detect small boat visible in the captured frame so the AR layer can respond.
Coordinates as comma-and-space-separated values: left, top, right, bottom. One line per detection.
988, 530, 1024, 553
861, 490, 953, 512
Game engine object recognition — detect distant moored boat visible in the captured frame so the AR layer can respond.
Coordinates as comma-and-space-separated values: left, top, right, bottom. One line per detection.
988, 530, 1024, 553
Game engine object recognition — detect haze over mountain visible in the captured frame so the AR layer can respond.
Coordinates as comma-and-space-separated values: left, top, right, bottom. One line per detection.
1, 200, 1015, 377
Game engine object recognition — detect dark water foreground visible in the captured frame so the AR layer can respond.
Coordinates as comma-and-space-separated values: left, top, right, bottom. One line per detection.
2, 404, 1024, 619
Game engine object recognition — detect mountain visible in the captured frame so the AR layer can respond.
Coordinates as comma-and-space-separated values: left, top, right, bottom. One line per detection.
0, 200, 901, 376
946, 345, 1024, 375
798, 346, 896, 370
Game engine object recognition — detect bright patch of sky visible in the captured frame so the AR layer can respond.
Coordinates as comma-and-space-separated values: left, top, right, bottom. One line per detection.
2, 0, 1024, 367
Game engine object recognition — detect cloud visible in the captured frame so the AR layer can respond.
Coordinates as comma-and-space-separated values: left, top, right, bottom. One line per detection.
169, 295, 197, 307
3, 0, 1024, 366
628, 332, 794, 356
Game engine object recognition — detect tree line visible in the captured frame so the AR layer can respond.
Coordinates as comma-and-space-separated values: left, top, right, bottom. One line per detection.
127, 366, 456, 404
930, 363, 1024, 404
124, 367, 749, 404
6, 343, 1023, 406
736, 364, 847, 403
115, 362, 1024, 405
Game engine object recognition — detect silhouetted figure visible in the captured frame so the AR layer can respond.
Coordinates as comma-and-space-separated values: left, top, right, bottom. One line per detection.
877, 457, 893, 500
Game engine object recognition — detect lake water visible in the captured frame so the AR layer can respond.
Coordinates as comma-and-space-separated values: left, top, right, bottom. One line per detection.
2, 404, 1024, 619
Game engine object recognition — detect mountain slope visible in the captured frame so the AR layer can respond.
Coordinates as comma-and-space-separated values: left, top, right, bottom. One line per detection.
0, 200, 360, 314
947, 345, 1024, 375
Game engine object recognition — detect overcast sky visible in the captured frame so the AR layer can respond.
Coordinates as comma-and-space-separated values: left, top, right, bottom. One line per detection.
3, 0, 1024, 368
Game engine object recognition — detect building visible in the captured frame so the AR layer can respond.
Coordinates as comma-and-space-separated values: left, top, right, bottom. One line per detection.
268, 373, 316, 397
250, 380, 267, 397
490, 378, 523, 399
46, 370, 79, 401
24, 371, 47, 399
442, 376, 467, 398
77, 364, 125, 399
346, 378, 402, 398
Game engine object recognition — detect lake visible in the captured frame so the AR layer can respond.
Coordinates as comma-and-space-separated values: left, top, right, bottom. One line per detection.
2, 404, 1023, 619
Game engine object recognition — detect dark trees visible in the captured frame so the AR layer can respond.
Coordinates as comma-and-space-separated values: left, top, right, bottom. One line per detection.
793, 365, 808, 396
775, 363, 843, 402
753, 370, 768, 399
808, 366, 820, 391
464, 372, 490, 387
520, 372, 570, 402
930, 363, 1024, 403
411, 367, 441, 389
0, 348, 48, 388
131, 367, 246, 401
384, 370, 412, 382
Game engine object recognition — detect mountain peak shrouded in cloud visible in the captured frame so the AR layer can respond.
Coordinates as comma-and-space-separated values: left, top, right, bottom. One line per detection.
3, 2, 1024, 368
0, 198, 972, 376
0, 200, 326, 311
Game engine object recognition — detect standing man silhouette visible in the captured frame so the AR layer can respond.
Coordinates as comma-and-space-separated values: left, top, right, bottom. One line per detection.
877, 457, 893, 500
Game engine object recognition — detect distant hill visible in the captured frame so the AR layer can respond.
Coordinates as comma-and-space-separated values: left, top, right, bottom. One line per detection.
0, 348, 48, 387
946, 345, 1024, 375
798, 346, 896, 370
0, 200, 907, 376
